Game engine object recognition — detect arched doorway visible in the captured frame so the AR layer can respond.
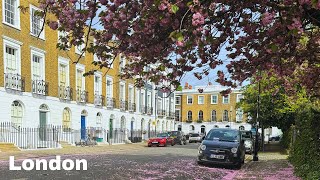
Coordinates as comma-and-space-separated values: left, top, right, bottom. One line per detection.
156, 120, 160, 133
109, 114, 115, 141
239, 125, 245, 131
214, 125, 219, 128
62, 107, 71, 131
130, 117, 135, 142
39, 104, 49, 141
11, 100, 24, 128
189, 125, 195, 133
200, 125, 206, 135
80, 110, 88, 140
148, 119, 152, 138
166, 121, 169, 131
162, 121, 165, 132
226, 125, 230, 128
120, 116, 126, 130
178, 125, 182, 131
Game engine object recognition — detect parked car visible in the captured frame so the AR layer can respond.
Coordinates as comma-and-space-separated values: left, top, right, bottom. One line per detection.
241, 130, 253, 154
189, 133, 202, 143
269, 135, 281, 142
197, 128, 246, 169
147, 133, 175, 147
169, 131, 187, 145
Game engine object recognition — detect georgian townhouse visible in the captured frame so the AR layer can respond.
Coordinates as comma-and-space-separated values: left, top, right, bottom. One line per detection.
0, 0, 175, 149
175, 82, 251, 135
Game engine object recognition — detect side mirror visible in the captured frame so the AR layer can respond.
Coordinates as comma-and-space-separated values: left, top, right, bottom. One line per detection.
202, 136, 205, 140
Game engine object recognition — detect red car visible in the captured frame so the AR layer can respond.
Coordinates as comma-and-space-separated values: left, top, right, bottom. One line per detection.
147, 133, 175, 147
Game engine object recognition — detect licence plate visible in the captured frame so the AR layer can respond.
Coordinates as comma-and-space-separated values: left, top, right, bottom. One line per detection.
152, 142, 158, 144
210, 154, 224, 159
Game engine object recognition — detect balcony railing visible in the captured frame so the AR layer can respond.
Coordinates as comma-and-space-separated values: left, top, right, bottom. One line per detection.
197, 119, 203, 123
120, 99, 127, 111
76, 89, 88, 103
140, 105, 146, 114
4, 73, 25, 91
175, 116, 181, 121
146, 106, 153, 115
168, 111, 175, 119
106, 97, 116, 109
32, 80, 48, 95
157, 109, 165, 116
58, 85, 72, 101
94, 93, 105, 107
186, 119, 193, 123
128, 101, 135, 112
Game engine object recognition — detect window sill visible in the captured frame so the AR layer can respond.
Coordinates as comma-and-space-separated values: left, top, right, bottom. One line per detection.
2, 22, 21, 31
30, 33, 45, 41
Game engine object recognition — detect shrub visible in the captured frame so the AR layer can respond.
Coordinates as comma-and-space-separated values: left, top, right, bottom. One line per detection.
289, 103, 320, 180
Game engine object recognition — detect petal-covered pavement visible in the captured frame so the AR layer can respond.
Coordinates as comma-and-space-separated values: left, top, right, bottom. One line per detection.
0, 143, 300, 180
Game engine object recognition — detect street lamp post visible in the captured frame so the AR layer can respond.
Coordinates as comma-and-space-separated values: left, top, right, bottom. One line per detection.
253, 77, 261, 161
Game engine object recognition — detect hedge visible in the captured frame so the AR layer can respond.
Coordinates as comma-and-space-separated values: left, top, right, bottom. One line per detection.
288, 103, 320, 179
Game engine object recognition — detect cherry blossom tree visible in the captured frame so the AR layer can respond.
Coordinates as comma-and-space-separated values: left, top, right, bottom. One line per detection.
39, 0, 320, 94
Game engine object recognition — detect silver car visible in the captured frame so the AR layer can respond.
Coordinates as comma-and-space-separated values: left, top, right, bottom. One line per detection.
189, 133, 202, 143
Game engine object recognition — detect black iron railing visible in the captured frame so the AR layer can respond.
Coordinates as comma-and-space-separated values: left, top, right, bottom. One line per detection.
106, 97, 116, 109
4, 73, 25, 91
58, 85, 73, 101
76, 89, 88, 103
32, 80, 48, 95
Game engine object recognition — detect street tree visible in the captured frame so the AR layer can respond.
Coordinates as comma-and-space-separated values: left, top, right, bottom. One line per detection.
37, 0, 320, 93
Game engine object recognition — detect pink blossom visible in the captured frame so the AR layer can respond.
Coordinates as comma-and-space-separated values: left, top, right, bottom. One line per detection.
100, 0, 108, 5
288, 18, 303, 33
298, 0, 311, 5
262, 12, 274, 26
158, 3, 167, 11
176, 41, 184, 47
192, 12, 205, 26
48, 21, 58, 30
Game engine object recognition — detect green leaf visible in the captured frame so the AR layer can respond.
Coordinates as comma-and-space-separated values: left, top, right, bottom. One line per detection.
171, 5, 179, 14
187, 1, 193, 6
270, 44, 278, 52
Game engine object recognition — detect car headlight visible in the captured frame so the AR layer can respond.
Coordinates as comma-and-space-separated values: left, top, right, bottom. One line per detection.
245, 141, 252, 147
200, 145, 206, 150
231, 147, 238, 153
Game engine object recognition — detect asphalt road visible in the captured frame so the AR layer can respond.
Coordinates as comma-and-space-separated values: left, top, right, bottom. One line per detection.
0, 143, 247, 180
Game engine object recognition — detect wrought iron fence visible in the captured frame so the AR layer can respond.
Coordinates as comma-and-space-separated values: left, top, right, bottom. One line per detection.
58, 85, 73, 101
0, 122, 60, 149
128, 130, 142, 143
0, 122, 109, 149
76, 88, 88, 103
128, 102, 136, 112
107, 128, 126, 144
94, 93, 105, 107
147, 130, 157, 138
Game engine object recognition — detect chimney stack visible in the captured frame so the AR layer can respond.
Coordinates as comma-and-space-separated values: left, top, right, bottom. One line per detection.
184, 82, 189, 89
189, 85, 192, 89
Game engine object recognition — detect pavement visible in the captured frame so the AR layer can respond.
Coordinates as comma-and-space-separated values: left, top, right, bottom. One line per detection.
0, 142, 301, 180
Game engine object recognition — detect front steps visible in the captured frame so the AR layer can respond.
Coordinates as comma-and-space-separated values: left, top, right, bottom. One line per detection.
0, 142, 20, 152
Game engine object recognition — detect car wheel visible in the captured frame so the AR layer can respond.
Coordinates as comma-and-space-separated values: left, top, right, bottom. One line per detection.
183, 141, 187, 145
171, 141, 174, 146
234, 162, 242, 169
148, 145, 151, 147
197, 160, 204, 165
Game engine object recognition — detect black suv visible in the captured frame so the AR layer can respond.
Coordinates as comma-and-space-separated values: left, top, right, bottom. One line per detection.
169, 131, 187, 145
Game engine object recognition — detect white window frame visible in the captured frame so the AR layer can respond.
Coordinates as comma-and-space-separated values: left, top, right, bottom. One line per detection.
175, 96, 181, 105
75, 38, 85, 56
175, 109, 181, 120
223, 94, 230, 104
75, 64, 85, 90
2, 0, 20, 30
30, 47, 45, 81
236, 108, 244, 122
237, 94, 244, 103
187, 95, 193, 105
58, 57, 69, 86
211, 110, 217, 121
57, 29, 70, 50
119, 53, 126, 69
198, 95, 204, 104
94, 72, 102, 95
93, 39, 114, 68
211, 94, 218, 104
128, 84, 134, 103
106, 76, 113, 98
119, 81, 126, 101
29, 5, 45, 40
3, 36, 22, 75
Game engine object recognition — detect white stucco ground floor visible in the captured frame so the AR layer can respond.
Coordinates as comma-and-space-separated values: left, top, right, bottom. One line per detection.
0, 88, 175, 148
176, 122, 252, 135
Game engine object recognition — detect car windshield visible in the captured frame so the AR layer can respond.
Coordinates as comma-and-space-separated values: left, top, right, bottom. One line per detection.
190, 133, 199, 137
171, 131, 179, 136
157, 133, 168, 137
241, 131, 252, 139
205, 129, 239, 142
